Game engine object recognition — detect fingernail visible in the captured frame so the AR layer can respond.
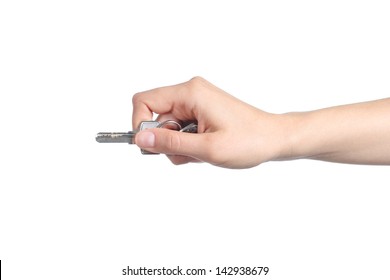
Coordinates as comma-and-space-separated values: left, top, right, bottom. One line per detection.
136, 131, 155, 148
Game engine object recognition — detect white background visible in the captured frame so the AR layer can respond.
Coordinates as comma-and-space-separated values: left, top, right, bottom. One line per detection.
0, 1, 389, 279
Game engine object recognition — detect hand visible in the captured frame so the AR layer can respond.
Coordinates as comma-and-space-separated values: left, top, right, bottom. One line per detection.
132, 77, 291, 168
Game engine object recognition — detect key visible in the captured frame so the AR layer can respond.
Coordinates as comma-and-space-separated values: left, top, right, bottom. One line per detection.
96, 121, 160, 144
96, 120, 197, 154
96, 132, 137, 144
180, 122, 198, 133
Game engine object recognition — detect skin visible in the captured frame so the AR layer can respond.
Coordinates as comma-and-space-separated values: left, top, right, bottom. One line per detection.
132, 76, 390, 168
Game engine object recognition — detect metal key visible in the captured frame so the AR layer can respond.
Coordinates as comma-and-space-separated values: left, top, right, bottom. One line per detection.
96, 120, 197, 154
96, 131, 137, 144
96, 121, 160, 144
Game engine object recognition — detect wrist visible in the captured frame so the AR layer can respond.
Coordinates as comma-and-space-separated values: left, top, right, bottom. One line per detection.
271, 112, 307, 161
277, 111, 331, 162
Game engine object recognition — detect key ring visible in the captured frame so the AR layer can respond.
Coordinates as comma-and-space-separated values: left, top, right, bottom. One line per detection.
157, 120, 182, 130
157, 120, 198, 133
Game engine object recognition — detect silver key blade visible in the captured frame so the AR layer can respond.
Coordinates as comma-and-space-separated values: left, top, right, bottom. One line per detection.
96, 132, 136, 143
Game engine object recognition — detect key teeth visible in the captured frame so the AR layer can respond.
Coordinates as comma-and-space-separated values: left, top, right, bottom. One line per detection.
95, 132, 135, 143
96, 133, 108, 143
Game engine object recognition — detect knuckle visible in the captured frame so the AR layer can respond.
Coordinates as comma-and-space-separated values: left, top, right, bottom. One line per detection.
166, 132, 182, 154
182, 76, 207, 99
187, 76, 205, 89
132, 92, 143, 105
189, 76, 205, 85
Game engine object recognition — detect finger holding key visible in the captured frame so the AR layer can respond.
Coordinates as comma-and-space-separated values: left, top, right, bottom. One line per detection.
132, 77, 237, 134
132, 80, 198, 130
132, 77, 222, 161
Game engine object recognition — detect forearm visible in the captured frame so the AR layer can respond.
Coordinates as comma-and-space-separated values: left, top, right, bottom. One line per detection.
282, 98, 390, 164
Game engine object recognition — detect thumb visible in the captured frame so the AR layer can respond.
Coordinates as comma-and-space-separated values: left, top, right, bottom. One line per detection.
135, 128, 207, 158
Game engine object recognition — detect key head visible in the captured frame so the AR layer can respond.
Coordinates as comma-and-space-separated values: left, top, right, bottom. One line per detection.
139, 121, 160, 130
138, 121, 161, 154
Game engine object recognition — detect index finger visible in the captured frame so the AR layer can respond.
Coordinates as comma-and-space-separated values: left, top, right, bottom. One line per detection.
131, 80, 191, 129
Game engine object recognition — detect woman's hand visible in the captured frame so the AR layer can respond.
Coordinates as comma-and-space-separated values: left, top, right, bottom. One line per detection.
132, 77, 291, 168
